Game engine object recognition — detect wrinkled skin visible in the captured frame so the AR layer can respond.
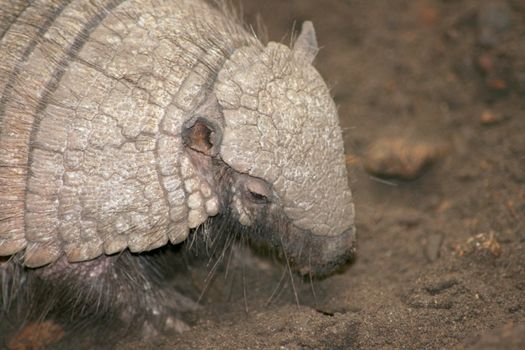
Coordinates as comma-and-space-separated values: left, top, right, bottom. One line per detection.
0, 0, 355, 342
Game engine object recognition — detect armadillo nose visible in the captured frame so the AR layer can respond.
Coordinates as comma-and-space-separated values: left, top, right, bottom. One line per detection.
296, 225, 356, 277
320, 226, 356, 274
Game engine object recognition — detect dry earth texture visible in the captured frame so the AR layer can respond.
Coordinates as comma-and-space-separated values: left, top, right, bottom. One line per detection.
5, 0, 525, 349
123, 0, 525, 348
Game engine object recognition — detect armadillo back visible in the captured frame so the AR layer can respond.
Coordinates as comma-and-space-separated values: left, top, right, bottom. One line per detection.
0, 0, 256, 267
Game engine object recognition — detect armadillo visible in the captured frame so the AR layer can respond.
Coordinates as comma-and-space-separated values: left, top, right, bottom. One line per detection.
0, 0, 355, 340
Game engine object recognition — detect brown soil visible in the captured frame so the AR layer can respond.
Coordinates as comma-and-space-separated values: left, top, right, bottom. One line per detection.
9, 1, 523, 349
117, 0, 525, 349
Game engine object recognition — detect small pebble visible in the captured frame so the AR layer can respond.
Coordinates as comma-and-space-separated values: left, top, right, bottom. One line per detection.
477, 53, 494, 73
480, 110, 508, 125
453, 232, 502, 257
363, 137, 447, 180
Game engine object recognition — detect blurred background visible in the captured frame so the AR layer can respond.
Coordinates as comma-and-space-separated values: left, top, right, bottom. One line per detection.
146, 0, 525, 349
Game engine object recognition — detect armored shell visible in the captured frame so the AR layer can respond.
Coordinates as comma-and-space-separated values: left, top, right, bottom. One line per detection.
0, 0, 355, 274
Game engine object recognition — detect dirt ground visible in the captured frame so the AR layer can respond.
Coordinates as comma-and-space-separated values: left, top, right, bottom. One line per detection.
5, 0, 524, 349
118, 0, 525, 349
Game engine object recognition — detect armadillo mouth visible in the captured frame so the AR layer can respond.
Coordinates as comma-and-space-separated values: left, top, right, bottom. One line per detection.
285, 224, 357, 277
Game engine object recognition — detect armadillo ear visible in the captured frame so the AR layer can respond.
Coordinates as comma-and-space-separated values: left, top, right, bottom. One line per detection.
182, 117, 222, 157
293, 21, 318, 64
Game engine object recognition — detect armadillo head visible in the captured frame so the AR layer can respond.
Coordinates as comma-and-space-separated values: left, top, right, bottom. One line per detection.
183, 22, 355, 276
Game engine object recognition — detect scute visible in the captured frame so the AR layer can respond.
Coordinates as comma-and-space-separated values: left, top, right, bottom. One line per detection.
216, 42, 354, 237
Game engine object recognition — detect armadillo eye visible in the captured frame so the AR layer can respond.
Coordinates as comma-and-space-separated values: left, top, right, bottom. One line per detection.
244, 177, 272, 205
248, 190, 269, 204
